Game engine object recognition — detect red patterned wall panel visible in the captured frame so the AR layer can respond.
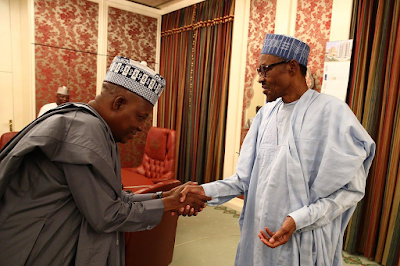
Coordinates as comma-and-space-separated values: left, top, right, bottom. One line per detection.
67, 51, 98, 103
107, 7, 157, 63
241, 0, 277, 145
35, 0, 98, 114
35, 45, 68, 112
107, 7, 158, 168
35, 46, 97, 113
35, 0, 98, 53
295, 0, 333, 91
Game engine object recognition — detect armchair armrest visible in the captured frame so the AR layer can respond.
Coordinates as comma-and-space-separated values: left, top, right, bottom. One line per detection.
134, 180, 181, 194
124, 179, 181, 266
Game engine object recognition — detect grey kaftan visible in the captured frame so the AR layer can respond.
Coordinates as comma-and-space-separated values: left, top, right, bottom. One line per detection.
0, 103, 164, 266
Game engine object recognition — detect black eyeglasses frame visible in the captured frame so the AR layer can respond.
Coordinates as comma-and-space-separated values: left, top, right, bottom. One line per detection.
257, 60, 290, 77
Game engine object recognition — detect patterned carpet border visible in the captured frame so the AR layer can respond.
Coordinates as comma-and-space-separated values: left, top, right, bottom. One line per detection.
342, 253, 381, 265
214, 205, 241, 218
212, 206, 381, 265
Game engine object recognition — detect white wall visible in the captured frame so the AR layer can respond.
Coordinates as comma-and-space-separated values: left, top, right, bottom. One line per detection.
222, 0, 251, 181
0, 0, 14, 134
330, 0, 353, 41
0, 0, 33, 135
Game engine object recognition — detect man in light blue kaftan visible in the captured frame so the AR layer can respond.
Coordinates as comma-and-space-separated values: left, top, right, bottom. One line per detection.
181, 34, 375, 265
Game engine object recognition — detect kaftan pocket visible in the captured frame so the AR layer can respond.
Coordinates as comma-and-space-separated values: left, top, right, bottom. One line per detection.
254, 143, 282, 215
258, 143, 281, 177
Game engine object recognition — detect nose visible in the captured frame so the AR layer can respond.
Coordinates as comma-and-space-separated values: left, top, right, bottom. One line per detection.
137, 125, 143, 132
258, 74, 266, 84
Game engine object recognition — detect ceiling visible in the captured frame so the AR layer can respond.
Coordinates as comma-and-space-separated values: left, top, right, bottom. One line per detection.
123, 0, 205, 15
126, 0, 189, 10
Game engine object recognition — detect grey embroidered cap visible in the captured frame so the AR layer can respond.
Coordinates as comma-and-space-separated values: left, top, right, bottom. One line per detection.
261, 34, 310, 67
104, 56, 166, 105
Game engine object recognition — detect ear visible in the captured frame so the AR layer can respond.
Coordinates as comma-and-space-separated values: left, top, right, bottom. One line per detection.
112, 96, 126, 111
288, 60, 298, 76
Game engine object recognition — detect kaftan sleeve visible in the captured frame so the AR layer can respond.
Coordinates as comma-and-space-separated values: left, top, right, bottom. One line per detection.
202, 174, 245, 206
121, 190, 154, 203
63, 163, 164, 233
288, 164, 366, 232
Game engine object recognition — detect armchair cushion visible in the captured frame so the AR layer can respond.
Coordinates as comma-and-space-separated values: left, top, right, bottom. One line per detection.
145, 128, 169, 161
126, 127, 176, 183
134, 180, 181, 194
0, 132, 18, 150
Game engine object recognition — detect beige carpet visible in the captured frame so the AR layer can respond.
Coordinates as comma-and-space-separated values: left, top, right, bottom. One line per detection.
170, 205, 381, 266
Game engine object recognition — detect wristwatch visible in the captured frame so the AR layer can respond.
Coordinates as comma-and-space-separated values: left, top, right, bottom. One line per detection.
155, 191, 163, 199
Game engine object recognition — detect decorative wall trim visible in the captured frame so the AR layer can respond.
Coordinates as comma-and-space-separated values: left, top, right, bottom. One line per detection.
161, 15, 235, 36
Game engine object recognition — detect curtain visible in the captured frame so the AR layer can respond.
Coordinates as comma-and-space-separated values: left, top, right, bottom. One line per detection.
344, 0, 400, 265
158, 0, 235, 184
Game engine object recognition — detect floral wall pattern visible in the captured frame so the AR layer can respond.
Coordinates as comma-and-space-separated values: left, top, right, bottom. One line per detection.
107, 7, 158, 168
35, 46, 97, 112
34, 0, 98, 114
108, 7, 157, 64
243, 0, 277, 114
294, 0, 333, 91
240, 0, 334, 145
241, 0, 277, 144
35, 0, 98, 52
35, 1, 158, 168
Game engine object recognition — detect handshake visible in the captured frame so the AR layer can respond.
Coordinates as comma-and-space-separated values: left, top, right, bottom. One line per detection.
160, 182, 211, 216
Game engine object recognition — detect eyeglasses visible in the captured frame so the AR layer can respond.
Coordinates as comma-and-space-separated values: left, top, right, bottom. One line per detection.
257, 60, 290, 77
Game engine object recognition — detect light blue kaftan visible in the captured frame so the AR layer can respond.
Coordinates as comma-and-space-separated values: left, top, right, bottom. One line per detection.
202, 89, 375, 266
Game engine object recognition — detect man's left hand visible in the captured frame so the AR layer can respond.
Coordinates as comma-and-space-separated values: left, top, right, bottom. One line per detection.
258, 216, 296, 248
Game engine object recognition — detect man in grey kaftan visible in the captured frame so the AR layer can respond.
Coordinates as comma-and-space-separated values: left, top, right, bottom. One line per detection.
0, 57, 209, 266
181, 34, 376, 265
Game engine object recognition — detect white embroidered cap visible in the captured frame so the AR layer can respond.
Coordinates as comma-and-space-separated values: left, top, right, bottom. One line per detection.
104, 56, 166, 105
57, 86, 69, 95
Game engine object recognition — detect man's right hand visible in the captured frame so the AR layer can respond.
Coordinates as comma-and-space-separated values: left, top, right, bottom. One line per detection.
180, 184, 206, 202
174, 184, 207, 216
162, 185, 211, 213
